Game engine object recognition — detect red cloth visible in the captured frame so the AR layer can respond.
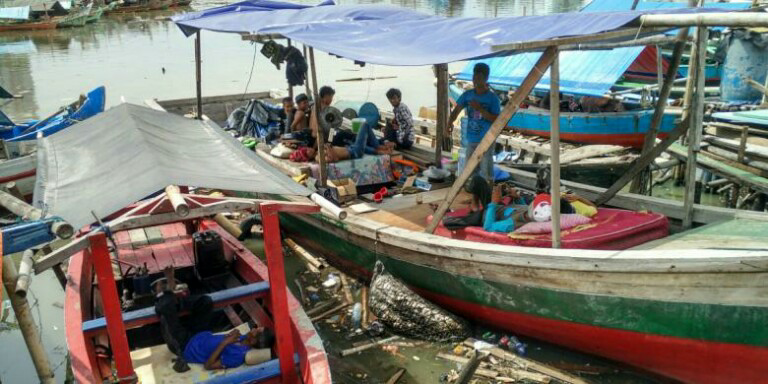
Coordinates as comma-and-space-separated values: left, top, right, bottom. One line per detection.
290, 147, 311, 162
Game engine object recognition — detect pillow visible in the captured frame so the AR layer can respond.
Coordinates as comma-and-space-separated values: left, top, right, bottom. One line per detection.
513, 214, 591, 234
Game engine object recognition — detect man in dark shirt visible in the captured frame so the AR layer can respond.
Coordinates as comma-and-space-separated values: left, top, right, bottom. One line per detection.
154, 267, 274, 371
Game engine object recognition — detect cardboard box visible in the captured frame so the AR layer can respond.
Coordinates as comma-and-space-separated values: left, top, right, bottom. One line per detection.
328, 178, 357, 200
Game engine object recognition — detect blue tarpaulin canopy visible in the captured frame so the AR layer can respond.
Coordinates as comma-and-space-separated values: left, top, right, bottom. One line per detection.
455, 47, 645, 97
172, 1, 727, 66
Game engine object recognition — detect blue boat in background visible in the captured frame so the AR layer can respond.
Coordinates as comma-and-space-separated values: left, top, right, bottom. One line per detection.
1, 86, 106, 142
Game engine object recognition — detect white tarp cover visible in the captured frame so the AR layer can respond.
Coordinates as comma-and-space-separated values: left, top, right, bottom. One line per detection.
34, 103, 310, 229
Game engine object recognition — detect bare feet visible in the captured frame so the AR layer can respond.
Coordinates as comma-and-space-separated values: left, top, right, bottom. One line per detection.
324, 144, 337, 163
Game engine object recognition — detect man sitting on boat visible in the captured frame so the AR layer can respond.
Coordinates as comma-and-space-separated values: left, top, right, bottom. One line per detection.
383, 88, 414, 150
447, 62, 501, 184
154, 266, 275, 372
290, 93, 310, 132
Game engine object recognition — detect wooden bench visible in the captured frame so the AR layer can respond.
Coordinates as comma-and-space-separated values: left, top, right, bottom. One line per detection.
83, 281, 270, 337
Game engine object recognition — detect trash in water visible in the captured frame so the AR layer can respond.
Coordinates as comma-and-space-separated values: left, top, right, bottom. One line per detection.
368, 261, 469, 342
322, 273, 340, 288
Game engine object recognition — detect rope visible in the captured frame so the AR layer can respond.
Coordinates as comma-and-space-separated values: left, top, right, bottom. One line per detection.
242, 42, 259, 99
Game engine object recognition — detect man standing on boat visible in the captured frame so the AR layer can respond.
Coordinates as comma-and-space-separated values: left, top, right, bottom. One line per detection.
447, 62, 500, 184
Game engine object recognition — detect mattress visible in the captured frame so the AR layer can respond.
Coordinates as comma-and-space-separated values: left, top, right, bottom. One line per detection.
428, 207, 669, 250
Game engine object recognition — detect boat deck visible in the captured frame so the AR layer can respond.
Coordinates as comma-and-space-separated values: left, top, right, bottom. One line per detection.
631, 218, 768, 250
113, 222, 196, 277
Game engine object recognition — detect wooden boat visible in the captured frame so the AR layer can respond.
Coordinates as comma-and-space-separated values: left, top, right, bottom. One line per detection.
0, 18, 58, 31
85, 4, 111, 24
153, 91, 768, 384
106, 0, 174, 14
57, 5, 91, 28
0, 155, 36, 199
61, 193, 331, 383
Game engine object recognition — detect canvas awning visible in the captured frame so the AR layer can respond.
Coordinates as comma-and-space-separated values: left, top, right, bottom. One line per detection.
172, 1, 728, 66
34, 103, 311, 229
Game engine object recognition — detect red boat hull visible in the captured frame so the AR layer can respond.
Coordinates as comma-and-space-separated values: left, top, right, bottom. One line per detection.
421, 289, 768, 384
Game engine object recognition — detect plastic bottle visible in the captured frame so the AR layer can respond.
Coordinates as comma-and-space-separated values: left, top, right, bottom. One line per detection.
509, 336, 527, 355
351, 303, 362, 328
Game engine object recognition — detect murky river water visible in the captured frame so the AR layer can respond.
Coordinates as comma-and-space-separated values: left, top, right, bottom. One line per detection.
0, 0, 680, 382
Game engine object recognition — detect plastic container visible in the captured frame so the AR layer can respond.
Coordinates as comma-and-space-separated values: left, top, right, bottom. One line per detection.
351, 303, 362, 328
350, 118, 367, 134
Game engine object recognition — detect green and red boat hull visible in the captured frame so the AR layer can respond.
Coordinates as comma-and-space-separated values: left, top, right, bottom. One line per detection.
280, 213, 768, 384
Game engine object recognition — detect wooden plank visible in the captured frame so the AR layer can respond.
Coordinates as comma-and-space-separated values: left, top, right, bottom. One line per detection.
491, 26, 668, 52
683, 26, 708, 229
159, 223, 193, 267
559, 145, 626, 165
669, 142, 768, 194
549, 50, 562, 249
127, 228, 149, 248
425, 46, 558, 233
144, 227, 164, 245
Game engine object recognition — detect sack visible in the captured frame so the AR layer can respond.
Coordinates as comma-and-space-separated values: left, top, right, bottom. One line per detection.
270, 143, 294, 159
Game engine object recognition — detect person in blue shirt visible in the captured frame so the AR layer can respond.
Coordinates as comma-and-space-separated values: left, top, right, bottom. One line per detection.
154, 266, 274, 372
447, 62, 501, 184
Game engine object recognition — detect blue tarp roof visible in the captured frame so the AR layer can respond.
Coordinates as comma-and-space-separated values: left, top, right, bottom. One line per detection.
172, 1, 727, 66
456, 47, 645, 97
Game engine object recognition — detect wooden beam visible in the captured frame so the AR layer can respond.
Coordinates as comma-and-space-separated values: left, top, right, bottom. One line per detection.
630, 27, 689, 193
435, 64, 448, 167
425, 46, 558, 233
491, 27, 669, 52
549, 49, 561, 249
308, 47, 328, 187
683, 27, 708, 229
561, 34, 683, 51
594, 117, 690, 206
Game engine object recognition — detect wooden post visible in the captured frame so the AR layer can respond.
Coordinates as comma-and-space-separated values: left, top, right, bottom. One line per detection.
195, 31, 203, 120
1, 236, 55, 384
90, 233, 135, 383
738, 126, 749, 163
303, 44, 311, 99
425, 46, 558, 233
260, 203, 298, 384
549, 50, 561, 248
308, 47, 328, 187
435, 64, 448, 167
629, 26, 689, 194
5, 182, 23, 200
0, 189, 73, 238
287, 39, 294, 101
656, 45, 663, 91
683, 27, 709, 229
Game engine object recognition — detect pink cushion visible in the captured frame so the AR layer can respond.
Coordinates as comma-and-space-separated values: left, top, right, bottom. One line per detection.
514, 214, 591, 234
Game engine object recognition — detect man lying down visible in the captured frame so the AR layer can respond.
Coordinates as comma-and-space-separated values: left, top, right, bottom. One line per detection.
153, 267, 275, 372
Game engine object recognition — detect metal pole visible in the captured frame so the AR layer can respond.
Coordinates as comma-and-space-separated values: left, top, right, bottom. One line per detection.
1, 234, 55, 384
195, 31, 203, 120
434, 64, 448, 168
683, 27, 709, 229
549, 50, 561, 249
308, 47, 328, 186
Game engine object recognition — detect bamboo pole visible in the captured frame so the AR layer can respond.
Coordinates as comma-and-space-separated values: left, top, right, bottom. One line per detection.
629, 25, 691, 194
638, 13, 768, 28
308, 47, 328, 187
455, 350, 481, 384
0, 190, 73, 238
4, 181, 23, 200
425, 46, 558, 233
683, 27, 709, 229
434, 64, 448, 167
2, 254, 55, 383
195, 31, 202, 120
164, 185, 189, 217
339, 335, 399, 357
213, 213, 242, 239
14, 249, 35, 298
549, 50, 561, 249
